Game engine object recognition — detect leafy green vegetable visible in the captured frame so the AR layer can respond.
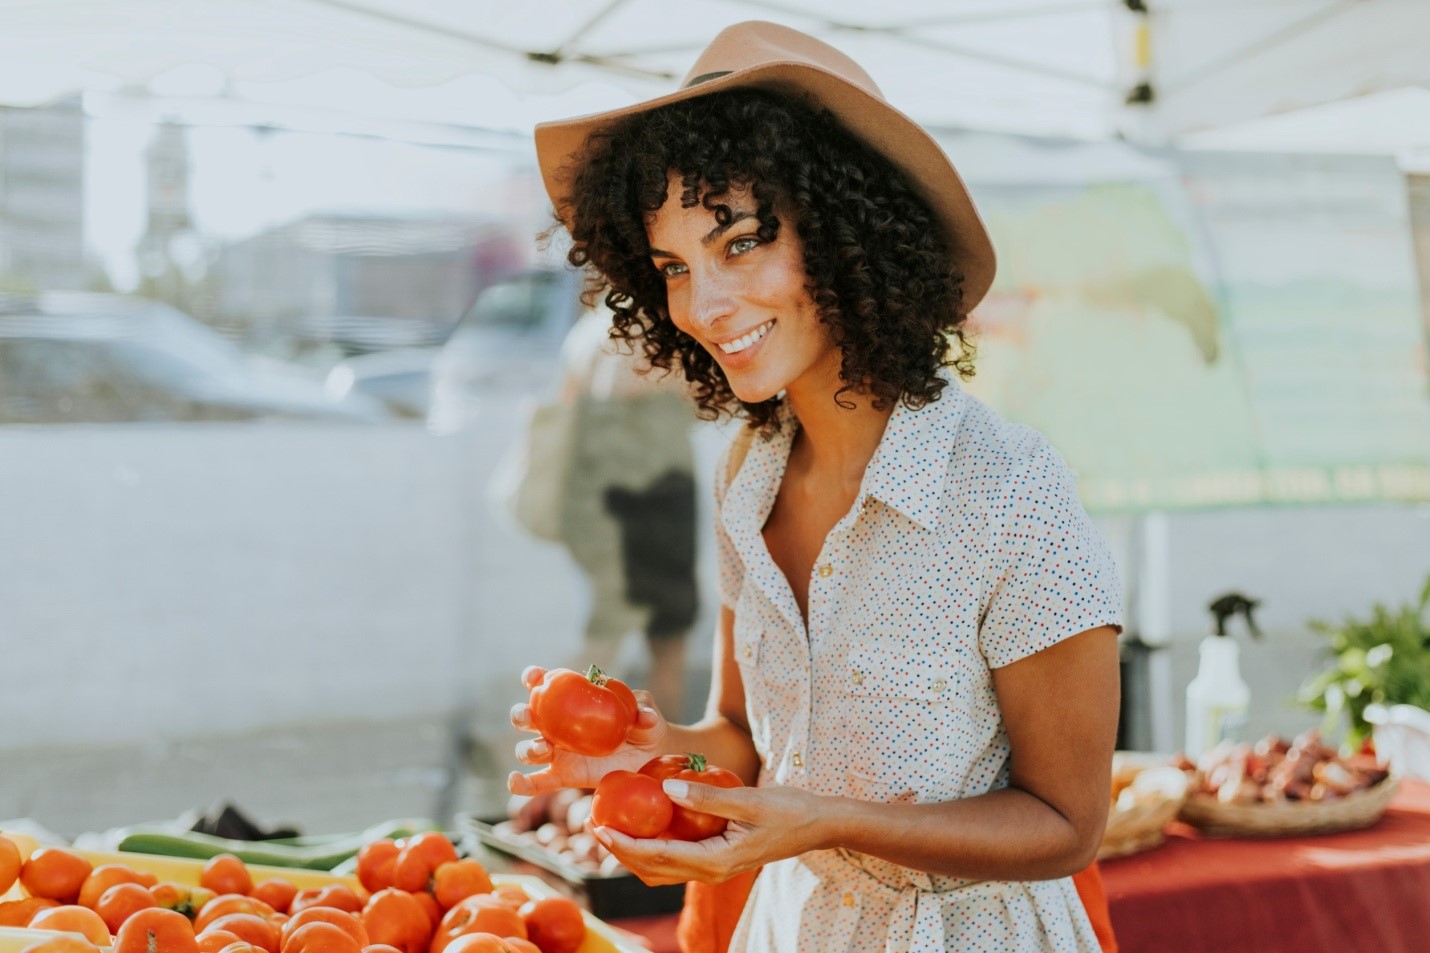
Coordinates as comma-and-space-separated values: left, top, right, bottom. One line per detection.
1297, 573, 1430, 747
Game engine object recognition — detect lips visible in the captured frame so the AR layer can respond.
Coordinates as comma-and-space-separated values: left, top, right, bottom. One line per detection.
716, 319, 774, 355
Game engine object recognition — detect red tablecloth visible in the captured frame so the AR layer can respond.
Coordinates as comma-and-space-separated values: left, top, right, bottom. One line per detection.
1101, 779, 1430, 953
611, 780, 1430, 953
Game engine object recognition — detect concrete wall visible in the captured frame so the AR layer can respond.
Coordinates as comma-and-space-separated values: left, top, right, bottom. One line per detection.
0, 422, 569, 751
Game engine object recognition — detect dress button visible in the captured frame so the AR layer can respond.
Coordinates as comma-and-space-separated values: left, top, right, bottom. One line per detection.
851, 670, 864, 686
742, 644, 753, 660
842, 892, 855, 908
792, 752, 803, 768
817, 563, 834, 578
932, 678, 947, 693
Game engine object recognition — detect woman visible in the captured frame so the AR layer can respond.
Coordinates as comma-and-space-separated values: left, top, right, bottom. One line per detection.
510, 21, 1123, 952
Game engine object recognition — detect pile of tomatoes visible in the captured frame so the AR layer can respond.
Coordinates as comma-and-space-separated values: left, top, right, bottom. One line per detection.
0, 832, 585, 953
529, 668, 743, 842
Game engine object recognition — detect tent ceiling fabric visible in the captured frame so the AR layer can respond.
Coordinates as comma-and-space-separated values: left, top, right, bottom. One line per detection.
0, 0, 1426, 140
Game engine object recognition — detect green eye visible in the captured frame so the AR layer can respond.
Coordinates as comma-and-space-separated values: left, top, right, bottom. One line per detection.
659, 262, 687, 278
730, 236, 759, 255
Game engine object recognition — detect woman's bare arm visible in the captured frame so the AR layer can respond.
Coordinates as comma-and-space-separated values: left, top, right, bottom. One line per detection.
811, 624, 1120, 879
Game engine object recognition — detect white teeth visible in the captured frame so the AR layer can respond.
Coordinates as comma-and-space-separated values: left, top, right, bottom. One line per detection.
718, 320, 774, 354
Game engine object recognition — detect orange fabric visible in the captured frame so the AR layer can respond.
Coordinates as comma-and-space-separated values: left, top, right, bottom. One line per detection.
1071, 862, 1119, 953
675, 869, 759, 953
675, 863, 1116, 952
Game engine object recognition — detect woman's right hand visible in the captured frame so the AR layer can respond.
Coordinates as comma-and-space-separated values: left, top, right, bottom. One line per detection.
508, 665, 670, 795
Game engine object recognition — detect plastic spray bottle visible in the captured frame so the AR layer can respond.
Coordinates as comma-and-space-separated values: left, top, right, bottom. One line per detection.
1184, 593, 1261, 759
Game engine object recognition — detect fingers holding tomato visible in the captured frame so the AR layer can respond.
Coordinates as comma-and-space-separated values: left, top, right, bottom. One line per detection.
587, 822, 744, 888
590, 781, 829, 887
513, 737, 552, 767
508, 664, 672, 797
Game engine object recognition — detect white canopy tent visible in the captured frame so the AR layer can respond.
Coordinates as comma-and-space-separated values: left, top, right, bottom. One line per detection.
1, 0, 1428, 143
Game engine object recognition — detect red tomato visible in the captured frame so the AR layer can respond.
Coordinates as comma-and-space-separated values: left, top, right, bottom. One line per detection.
430, 896, 524, 953
518, 897, 585, 953
638, 753, 744, 841
355, 840, 400, 894
390, 832, 459, 894
528, 666, 638, 757
590, 771, 672, 839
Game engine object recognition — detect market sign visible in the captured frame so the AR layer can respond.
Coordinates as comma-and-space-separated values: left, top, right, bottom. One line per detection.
961, 144, 1430, 513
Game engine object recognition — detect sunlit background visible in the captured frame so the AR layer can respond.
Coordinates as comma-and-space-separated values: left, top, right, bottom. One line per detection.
1, 0, 1428, 843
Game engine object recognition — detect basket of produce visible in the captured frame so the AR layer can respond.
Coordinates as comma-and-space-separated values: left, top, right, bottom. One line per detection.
1098, 752, 1190, 860
1176, 729, 1396, 837
458, 788, 686, 920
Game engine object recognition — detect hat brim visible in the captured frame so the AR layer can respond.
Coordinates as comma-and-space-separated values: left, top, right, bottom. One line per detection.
534, 61, 996, 311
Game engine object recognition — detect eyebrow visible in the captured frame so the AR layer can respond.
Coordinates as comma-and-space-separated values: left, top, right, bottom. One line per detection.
648, 210, 757, 259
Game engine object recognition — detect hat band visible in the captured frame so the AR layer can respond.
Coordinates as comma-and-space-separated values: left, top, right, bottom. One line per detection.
684, 70, 732, 88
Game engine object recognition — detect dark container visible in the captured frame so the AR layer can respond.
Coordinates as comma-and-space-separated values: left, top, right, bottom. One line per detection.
456, 813, 686, 920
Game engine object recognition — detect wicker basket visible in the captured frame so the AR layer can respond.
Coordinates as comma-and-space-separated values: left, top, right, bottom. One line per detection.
1178, 775, 1399, 838
1098, 759, 1189, 860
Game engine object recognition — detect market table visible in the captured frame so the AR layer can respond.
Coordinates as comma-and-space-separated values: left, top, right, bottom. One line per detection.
1100, 778, 1430, 953
606, 780, 1430, 953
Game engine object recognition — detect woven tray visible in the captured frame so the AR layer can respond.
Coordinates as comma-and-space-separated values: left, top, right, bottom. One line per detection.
1098, 762, 1189, 860
1178, 775, 1399, 838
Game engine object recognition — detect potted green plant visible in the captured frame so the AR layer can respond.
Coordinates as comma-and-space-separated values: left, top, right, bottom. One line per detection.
1297, 574, 1430, 769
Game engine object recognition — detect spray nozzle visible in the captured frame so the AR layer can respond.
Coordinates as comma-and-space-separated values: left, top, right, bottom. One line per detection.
1208, 592, 1262, 639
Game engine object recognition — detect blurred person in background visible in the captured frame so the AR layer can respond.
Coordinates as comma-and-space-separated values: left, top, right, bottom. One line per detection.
553, 305, 700, 719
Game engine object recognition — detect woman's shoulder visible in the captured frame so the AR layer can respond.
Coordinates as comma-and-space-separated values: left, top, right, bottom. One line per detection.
946, 392, 1071, 503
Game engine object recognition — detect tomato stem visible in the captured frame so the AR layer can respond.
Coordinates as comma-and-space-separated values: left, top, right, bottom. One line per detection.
686, 752, 707, 773
586, 664, 609, 686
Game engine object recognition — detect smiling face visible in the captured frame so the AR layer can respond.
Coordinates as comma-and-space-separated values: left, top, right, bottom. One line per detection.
645, 173, 839, 405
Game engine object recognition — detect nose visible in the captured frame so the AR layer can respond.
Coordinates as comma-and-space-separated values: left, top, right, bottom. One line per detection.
686, 270, 737, 335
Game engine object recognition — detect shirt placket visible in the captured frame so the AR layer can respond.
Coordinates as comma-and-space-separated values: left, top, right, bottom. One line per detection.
797, 494, 867, 790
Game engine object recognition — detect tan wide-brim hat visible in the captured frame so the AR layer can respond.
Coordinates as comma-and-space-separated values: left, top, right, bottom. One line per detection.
534, 20, 997, 310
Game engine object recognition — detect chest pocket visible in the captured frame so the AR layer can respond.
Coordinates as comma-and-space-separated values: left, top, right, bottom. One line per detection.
838, 637, 986, 802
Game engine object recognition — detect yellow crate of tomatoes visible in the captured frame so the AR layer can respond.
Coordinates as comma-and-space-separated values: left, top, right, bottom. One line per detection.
1, 828, 639, 953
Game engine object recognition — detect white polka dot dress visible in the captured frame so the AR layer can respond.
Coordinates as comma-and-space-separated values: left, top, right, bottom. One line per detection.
717, 371, 1123, 953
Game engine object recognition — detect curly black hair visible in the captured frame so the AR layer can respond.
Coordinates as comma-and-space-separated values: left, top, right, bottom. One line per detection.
553, 87, 975, 431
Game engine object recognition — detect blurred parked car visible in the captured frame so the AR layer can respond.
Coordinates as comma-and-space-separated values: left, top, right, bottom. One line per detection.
0, 292, 390, 423
300, 314, 450, 354
427, 268, 582, 433
325, 347, 436, 419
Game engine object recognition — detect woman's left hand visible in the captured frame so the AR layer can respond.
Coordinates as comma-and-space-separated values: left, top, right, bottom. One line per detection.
589, 780, 833, 886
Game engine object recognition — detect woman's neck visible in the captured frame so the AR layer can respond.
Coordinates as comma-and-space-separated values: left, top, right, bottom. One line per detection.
784, 361, 895, 490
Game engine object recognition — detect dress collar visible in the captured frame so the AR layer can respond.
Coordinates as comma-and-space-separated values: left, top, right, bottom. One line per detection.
860, 373, 967, 531
718, 372, 968, 634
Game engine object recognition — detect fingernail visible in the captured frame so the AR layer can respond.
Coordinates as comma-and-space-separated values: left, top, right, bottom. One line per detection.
592, 826, 612, 846
662, 779, 689, 800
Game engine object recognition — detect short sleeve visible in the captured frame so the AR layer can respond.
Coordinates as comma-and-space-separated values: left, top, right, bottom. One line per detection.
714, 440, 746, 610
978, 444, 1123, 669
